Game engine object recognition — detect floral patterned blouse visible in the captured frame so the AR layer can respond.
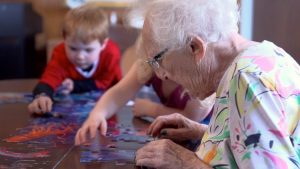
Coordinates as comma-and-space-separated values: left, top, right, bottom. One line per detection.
196, 41, 300, 169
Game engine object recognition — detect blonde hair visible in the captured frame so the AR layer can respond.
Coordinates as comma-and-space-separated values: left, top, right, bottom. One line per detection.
63, 3, 109, 43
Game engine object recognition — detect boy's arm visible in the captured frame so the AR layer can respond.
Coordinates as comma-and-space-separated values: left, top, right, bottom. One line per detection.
39, 43, 68, 92
28, 44, 67, 114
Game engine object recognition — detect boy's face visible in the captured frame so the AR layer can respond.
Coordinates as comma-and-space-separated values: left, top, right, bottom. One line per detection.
65, 37, 103, 69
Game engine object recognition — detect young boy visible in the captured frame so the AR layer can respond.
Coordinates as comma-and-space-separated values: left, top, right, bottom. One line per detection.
28, 3, 122, 114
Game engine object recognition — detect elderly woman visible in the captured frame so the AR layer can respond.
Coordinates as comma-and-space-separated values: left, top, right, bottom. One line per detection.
134, 0, 300, 168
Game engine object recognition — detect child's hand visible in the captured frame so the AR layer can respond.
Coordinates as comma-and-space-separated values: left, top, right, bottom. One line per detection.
132, 98, 158, 118
75, 114, 107, 145
59, 78, 74, 95
28, 94, 53, 114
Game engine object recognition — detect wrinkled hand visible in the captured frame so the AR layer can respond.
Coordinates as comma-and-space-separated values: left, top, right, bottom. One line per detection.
132, 98, 157, 118
136, 139, 211, 169
28, 95, 53, 114
59, 78, 74, 95
75, 113, 107, 145
148, 113, 206, 142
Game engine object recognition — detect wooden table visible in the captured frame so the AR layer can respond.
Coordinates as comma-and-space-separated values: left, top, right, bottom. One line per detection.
0, 79, 153, 169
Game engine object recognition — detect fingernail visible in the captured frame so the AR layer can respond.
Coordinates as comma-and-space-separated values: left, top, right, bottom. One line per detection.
146, 129, 151, 135
159, 130, 167, 138
53, 112, 63, 118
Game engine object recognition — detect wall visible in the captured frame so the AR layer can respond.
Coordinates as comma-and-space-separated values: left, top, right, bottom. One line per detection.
240, 0, 300, 63
253, 0, 300, 63
20, 0, 67, 39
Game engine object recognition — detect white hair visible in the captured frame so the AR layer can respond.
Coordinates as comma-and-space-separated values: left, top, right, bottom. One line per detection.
129, 0, 239, 50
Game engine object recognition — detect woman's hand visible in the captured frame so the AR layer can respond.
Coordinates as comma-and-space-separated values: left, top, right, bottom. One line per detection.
135, 139, 212, 169
148, 113, 207, 142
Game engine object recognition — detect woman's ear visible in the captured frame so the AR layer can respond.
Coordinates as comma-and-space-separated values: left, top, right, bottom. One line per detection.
189, 36, 206, 62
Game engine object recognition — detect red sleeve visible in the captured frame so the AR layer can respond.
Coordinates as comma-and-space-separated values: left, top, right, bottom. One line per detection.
93, 40, 122, 90
39, 43, 69, 90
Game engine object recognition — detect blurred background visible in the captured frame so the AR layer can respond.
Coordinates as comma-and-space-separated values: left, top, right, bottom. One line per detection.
0, 0, 139, 80
0, 0, 299, 80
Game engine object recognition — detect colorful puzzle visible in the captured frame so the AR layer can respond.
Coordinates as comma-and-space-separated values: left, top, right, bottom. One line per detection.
79, 124, 153, 164
0, 147, 49, 158
0, 91, 103, 168
80, 147, 135, 164
0, 90, 154, 168
4, 123, 76, 143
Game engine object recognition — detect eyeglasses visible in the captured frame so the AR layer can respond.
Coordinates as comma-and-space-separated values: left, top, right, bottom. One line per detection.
146, 48, 168, 69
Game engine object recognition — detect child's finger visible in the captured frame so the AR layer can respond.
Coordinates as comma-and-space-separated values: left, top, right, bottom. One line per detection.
75, 129, 84, 145
28, 103, 35, 113
76, 128, 87, 145
89, 127, 97, 140
31, 100, 42, 113
38, 99, 47, 113
46, 99, 53, 112
99, 121, 107, 136
33, 105, 42, 114
61, 89, 70, 95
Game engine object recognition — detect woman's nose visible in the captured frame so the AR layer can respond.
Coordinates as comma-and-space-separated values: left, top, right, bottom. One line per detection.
155, 69, 169, 80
